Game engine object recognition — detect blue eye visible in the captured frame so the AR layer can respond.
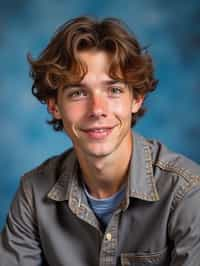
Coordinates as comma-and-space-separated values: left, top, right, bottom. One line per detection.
69, 89, 87, 99
112, 87, 121, 93
109, 87, 123, 96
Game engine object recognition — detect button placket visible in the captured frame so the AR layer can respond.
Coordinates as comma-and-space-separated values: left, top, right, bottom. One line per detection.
99, 213, 120, 266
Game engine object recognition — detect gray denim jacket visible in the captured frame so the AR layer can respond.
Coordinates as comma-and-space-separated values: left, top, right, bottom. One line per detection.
1, 133, 200, 266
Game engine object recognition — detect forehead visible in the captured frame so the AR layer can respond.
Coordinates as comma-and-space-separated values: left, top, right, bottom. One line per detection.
78, 50, 110, 73
77, 50, 122, 85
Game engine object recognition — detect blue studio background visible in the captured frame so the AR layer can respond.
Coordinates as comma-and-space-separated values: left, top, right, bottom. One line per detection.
0, 0, 200, 230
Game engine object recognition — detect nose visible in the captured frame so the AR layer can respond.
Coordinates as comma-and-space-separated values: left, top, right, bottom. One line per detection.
88, 93, 108, 119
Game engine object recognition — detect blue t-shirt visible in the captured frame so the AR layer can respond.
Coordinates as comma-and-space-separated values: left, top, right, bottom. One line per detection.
83, 184, 126, 228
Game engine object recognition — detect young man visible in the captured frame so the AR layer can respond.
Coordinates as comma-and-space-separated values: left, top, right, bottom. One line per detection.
0, 16, 200, 266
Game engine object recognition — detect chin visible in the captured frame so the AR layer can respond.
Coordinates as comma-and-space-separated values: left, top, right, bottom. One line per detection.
83, 144, 117, 158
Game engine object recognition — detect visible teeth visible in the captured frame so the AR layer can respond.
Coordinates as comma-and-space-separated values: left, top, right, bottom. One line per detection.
92, 129, 106, 132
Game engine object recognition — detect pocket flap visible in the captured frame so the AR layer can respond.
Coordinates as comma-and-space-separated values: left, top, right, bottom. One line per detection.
121, 248, 169, 265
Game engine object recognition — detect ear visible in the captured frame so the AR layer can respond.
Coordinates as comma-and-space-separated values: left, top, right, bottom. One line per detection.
131, 96, 144, 113
46, 98, 62, 119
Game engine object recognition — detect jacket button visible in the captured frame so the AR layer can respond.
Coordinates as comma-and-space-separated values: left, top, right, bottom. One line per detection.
106, 233, 112, 241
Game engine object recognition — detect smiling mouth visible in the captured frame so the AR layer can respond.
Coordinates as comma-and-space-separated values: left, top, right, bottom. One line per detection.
81, 127, 115, 139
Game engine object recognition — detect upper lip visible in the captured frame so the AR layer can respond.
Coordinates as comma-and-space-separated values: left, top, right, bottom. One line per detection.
81, 126, 117, 131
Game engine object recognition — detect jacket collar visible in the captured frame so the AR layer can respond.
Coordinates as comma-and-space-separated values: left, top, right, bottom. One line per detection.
47, 132, 159, 202
128, 133, 159, 201
47, 150, 78, 201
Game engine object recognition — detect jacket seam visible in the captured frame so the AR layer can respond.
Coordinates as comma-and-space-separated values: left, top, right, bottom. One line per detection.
154, 160, 200, 210
154, 160, 197, 182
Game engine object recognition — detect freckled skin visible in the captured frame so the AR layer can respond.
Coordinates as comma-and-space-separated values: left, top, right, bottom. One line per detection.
48, 50, 143, 197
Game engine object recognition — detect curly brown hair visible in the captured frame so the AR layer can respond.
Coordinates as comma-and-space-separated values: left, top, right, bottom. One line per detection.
28, 16, 158, 131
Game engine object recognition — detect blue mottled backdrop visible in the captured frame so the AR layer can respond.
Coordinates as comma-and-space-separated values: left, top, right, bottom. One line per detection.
0, 0, 200, 229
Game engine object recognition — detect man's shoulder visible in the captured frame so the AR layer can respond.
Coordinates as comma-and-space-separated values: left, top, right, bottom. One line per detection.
135, 133, 200, 177
21, 147, 75, 189
142, 136, 200, 201
146, 137, 200, 179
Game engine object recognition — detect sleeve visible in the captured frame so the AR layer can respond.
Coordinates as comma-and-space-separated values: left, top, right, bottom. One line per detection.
168, 184, 200, 266
0, 177, 43, 266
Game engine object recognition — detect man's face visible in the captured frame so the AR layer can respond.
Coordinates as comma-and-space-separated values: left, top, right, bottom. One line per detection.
48, 50, 143, 159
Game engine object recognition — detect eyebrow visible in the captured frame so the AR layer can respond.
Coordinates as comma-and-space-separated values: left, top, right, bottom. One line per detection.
62, 80, 125, 90
62, 84, 82, 90
101, 80, 125, 86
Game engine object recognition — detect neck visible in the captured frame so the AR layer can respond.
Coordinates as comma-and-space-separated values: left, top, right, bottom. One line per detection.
75, 133, 133, 198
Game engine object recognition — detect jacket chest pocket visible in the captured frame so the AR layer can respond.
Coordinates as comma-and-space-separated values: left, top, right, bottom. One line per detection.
120, 248, 169, 266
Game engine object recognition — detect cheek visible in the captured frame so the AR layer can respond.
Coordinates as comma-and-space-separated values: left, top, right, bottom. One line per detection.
60, 105, 84, 127
112, 101, 133, 120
